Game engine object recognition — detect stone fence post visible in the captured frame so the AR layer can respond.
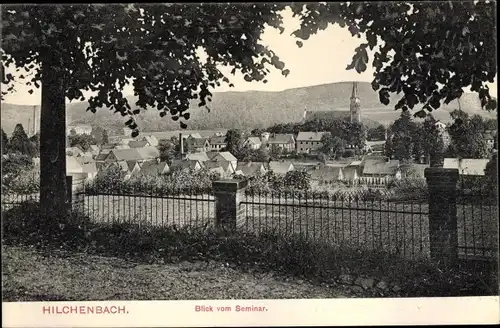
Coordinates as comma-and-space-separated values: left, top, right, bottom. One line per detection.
66, 175, 86, 213
424, 167, 459, 267
212, 179, 248, 231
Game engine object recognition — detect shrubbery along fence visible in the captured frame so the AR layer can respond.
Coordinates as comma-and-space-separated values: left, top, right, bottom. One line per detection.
2, 167, 498, 265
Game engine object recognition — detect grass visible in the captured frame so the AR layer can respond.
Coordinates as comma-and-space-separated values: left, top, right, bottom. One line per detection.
2, 245, 355, 301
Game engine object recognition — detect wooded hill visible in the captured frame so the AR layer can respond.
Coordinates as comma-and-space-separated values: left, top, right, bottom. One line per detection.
1, 81, 495, 135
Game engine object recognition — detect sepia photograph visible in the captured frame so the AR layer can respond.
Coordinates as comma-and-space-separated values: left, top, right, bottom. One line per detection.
1, 2, 499, 326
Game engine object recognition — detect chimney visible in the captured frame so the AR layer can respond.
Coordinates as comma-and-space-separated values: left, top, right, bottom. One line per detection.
157, 157, 160, 164
179, 133, 184, 155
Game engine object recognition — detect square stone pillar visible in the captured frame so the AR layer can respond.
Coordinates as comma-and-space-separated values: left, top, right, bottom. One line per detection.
212, 179, 248, 231
425, 167, 459, 267
66, 175, 85, 213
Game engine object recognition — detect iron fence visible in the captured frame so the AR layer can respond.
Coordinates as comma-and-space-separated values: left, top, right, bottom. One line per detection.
240, 190, 431, 260
2, 174, 498, 263
82, 187, 216, 228
456, 175, 499, 261
1, 193, 40, 211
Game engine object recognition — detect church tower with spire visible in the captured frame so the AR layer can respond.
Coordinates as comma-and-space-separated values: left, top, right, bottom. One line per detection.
350, 82, 361, 123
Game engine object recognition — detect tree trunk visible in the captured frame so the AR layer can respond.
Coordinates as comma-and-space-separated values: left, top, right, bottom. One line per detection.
39, 58, 67, 222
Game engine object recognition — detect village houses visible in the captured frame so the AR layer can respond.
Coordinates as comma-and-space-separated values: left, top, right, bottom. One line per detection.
268, 161, 295, 175
208, 136, 227, 152
296, 132, 327, 154
263, 133, 295, 152
243, 136, 262, 150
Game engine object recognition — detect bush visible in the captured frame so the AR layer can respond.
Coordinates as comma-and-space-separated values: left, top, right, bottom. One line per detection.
388, 178, 428, 201
343, 149, 355, 158
2, 202, 94, 249
9, 170, 40, 194
283, 170, 311, 191
89, 164, 127, 193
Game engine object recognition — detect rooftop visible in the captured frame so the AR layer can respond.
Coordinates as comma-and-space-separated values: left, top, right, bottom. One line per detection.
296, 132, 327, 141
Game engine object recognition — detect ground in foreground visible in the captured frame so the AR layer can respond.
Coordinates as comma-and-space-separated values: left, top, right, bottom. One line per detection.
2, 246, 364, 301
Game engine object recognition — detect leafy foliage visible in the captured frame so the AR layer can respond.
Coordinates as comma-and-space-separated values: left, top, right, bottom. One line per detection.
290, 1, 497, 115
28, 133, 40, 157
91, 163, 128, 193
1, 153, 36, 193
448, 109, 489, 158
1, 153, 34, 176
239, 147, 271, 163
67, 133, 97, 152
283, 170, 311, 191
367, 124, 386, 141
417, 115, 445, 165
385, 111, 417, 162
9, 170, 40, 194
158, 139, 179, 163
224, 129, 244, 154
1, 128, 8, 154
2, 4, 294, 135
8, 124, 36, 157
90, 126, 109, 145
484, 153, 498, 198
320, 133, 345, 159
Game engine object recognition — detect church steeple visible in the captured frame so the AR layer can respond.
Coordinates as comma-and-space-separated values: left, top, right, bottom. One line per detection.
350, 82, 361, 123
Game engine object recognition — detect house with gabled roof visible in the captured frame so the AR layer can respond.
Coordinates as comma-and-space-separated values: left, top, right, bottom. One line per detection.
211, 151, 238, 171
362, 158, 401, 179
89, 145, 100, 155
187, 136, 210, 153
309, 165, 344, 183
95, 149, 111, 162
143, 135, 159, 147
206, 151, 220, 160
66, 156, 98, 181
188, 133, 203, 139
101, 160, 141, 180
296, 132, 327, 153
120, 137, 135, 145
105, 148, 143, 163
101, 143, 116, 150
263, 134, 295, 152
342, 165, 361, 183
268, 161, 295, 175
138, 160, 170, 176
203, 161, 234, 177
136, 147, 160, 160
75, 155, 94, 165
186, 152, 210, 162
236, 161, 268, 177
243, 137, 262, 150
170, 159, 203, 172
128, 140, 150, 148
114, 144, 131, 150
443, 158, 490, 176
209, 136, 227, 152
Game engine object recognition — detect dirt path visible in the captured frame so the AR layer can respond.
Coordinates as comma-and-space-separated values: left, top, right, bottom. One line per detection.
2, 246, 359, 301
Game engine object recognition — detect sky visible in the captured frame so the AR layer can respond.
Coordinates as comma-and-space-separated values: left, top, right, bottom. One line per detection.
2, 6, 497, 106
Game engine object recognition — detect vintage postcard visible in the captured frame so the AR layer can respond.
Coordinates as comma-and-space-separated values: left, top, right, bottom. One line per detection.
1, 2, 499, 327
